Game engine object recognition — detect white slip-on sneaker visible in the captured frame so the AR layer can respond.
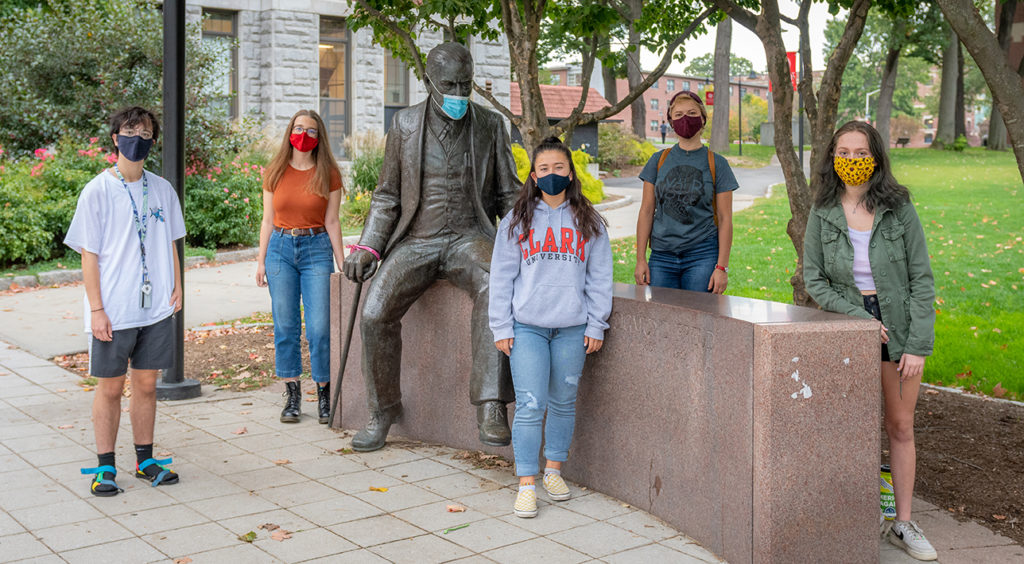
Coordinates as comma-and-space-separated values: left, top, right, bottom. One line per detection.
888, 520, 938, 561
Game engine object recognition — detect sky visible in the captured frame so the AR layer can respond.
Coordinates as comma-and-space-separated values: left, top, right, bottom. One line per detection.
637, 1, 844, 75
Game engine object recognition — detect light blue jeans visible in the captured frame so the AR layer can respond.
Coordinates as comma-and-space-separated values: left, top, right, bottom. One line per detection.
648, 234, 719, 292
509, 321, 587, 477
266, 230, 333, 383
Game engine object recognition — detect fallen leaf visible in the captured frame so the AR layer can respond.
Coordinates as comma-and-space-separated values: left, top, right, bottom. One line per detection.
274, 459, 291, 465
240, 410, 252, 415
925, 389, 940, 395
238, 531, 257, 543
232, 427, 248, 435
232, 371, 252, 380
270, 529, 292, 541
57, 424, 73, 429
994, 514, 1007, 520
336, 448, 354, 454
992, 383, 1007, 398
304, 398, 316, 402
446, 504, 467, 512
219, 345, 228, 349
173, 558, 192, 564
56, 388, 67, 392
369, 486, 388, 492
158, 451, 173, 457
258, 523, 280, 531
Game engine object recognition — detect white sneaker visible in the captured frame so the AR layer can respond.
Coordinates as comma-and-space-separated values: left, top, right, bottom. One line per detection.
888, 520, 938, 561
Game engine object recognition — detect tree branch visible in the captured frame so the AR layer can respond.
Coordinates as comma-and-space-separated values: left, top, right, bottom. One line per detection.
558, 5, 714, 127
473, 81, 520, 126
709, 0, 757, 33
816, 0, 870, 120
797, 0, 816, 125
554, 33, 599, 137
352, 0, 426, 79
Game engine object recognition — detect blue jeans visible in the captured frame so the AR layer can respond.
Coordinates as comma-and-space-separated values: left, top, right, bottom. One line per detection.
509, 321, 587, 476
648, 234, 719, 292
266, 230, 334, 383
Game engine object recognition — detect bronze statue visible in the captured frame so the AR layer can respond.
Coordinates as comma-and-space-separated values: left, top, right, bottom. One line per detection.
342, 42, 520, 452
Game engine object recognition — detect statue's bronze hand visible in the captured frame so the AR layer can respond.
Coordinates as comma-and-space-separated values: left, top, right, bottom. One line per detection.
343, 249, 378, 283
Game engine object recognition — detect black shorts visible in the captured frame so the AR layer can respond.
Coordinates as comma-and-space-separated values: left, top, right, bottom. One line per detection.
88, 315, 175, 378
862, 294, 891, 363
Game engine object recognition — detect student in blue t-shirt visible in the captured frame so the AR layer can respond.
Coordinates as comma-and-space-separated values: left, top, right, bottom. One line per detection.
635, 91, 740, 293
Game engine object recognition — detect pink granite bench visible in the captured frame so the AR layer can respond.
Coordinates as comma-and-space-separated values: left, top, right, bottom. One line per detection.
330, 276, 881, 563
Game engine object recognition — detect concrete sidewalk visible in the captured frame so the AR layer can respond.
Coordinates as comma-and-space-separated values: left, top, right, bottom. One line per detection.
0, 343, 725, 563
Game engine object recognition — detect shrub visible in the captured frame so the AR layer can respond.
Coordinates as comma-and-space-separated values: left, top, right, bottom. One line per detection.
341, 190, 373, 230
183, 160, 264, 249
597, 124, 640, 170
572, 149, 604, 204
512, 143, 530, 183
630, 139, 658, 166
949, 134, 968, 152
0, 162, 51, 265
343, 130, 386, 194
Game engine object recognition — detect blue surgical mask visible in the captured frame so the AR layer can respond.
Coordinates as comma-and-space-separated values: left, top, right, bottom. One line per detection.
428, 78, 470, 120
117, 135, 154, 162
536, 173, 571, 196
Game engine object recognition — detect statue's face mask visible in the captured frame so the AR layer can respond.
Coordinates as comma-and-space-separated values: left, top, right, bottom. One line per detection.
427, 62, 473, 120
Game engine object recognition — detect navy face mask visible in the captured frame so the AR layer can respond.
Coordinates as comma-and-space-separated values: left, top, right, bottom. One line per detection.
536, 173, 571, 196
117, 135, 154, 162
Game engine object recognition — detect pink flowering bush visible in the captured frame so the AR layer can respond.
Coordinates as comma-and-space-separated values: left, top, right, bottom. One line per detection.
183, 157, 264, 248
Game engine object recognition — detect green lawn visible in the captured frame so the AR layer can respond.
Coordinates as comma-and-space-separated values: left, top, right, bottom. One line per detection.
613, 148, 1023, 400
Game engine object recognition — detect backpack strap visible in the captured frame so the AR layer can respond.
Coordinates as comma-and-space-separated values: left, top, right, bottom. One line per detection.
656, 148, 670, 172
708, 149, 719, 227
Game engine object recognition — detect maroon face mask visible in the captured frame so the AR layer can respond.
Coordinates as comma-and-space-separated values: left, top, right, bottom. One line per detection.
670, 114, 704, 139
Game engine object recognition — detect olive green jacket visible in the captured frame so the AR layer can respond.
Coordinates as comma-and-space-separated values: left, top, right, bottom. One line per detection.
803, 201, 935, 361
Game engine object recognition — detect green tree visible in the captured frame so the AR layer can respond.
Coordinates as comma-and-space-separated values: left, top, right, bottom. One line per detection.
684, 52, 756, 77
0, 0, 250, 168
348, 0, 716, 150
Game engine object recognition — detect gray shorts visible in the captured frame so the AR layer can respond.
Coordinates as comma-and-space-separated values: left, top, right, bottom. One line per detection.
88, 315, 175, 378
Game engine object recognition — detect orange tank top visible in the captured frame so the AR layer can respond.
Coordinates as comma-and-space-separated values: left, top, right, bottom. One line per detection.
271, 165, 342, 229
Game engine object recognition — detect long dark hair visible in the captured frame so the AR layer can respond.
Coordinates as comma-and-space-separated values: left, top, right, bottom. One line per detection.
814, 120, 910, 212
507, 137, 606, 242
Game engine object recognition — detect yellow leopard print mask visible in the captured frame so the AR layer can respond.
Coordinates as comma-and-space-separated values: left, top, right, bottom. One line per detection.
833, 156, 875, 186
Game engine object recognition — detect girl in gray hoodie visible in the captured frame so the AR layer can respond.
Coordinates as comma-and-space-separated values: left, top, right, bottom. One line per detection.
489, 137, 613, 518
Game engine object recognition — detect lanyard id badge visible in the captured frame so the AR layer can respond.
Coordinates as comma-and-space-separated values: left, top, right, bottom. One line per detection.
114, 164, 153, 309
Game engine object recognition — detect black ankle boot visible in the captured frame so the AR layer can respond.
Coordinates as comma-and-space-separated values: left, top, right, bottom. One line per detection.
317, 383, 330, 425
280, 381, 301, 423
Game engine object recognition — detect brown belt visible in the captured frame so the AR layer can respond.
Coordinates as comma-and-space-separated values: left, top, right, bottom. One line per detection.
273, 226, 326, 236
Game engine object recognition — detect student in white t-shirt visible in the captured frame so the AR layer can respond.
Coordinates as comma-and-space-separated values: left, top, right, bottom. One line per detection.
64, 107, 186, 497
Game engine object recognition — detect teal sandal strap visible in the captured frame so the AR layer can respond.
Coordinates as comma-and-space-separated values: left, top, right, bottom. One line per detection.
138, 457, 173, 487
81, 465, 123, 491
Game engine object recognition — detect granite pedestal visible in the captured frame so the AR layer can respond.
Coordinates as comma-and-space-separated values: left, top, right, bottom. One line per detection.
330, 276, 881, 563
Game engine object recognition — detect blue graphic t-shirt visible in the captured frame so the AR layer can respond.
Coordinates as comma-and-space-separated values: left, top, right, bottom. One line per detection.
639, 145, 739, 255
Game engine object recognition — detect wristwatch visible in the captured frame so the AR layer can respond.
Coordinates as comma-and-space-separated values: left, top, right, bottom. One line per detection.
715, 264, 729, 273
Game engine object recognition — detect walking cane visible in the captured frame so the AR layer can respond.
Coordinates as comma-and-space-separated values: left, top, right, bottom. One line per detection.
328, 281, 362, 426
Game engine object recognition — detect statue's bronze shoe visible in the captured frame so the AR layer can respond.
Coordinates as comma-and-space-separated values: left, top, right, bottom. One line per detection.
351, 404, 402, 452
477, 401, 511, 446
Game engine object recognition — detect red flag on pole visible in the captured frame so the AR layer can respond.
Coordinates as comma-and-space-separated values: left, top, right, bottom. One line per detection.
787, 51, 798, 90
706, 91, 714, 106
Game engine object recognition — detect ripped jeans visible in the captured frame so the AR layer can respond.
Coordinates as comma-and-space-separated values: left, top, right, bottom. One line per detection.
509, 321, 587, 476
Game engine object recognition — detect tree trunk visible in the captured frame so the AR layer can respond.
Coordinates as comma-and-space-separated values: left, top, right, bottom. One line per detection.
935, 26, 959, 147
602, 64, 619, 106
626, 0, 646, 138
935, 0, 1024, 183
710, 17, 732, 152
876, 20, 905, 147
987, 0, 1016, 151
955, 41, 966, 139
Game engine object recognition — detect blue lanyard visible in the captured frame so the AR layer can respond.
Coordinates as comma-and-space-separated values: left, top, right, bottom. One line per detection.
113, 165, 150, 288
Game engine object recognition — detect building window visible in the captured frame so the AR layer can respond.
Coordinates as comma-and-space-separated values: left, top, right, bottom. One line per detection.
651, 99, 659, 110
667, 79, 675, 92
683, 81, 690, 90
551, 73, 560, 85
652, 79, 658, 89
729, 86, 733, 95
202, 10, 237, 119
319, 17, 349, 157
650, 120, 658, 131
384, 54, 409, 133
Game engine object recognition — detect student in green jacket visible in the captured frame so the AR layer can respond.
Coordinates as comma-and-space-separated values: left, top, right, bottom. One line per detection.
803, 121, 936, 562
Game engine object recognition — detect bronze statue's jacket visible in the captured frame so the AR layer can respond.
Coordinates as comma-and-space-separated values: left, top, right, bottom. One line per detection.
359, 100, 522, 256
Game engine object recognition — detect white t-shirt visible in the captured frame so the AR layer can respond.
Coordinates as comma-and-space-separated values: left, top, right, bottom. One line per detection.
65, 169, 186, 331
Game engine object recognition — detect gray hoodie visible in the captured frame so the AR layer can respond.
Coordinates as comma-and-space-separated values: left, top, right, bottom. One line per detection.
488, 200, 613, 341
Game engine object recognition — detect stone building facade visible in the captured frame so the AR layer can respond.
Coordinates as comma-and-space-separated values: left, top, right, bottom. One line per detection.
186, 0, 512, 159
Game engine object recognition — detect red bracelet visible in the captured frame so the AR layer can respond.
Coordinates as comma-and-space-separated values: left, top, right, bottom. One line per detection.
715, 264, 728, 273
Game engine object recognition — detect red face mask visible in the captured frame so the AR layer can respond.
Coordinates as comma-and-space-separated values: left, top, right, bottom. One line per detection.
289, 132, 319, 152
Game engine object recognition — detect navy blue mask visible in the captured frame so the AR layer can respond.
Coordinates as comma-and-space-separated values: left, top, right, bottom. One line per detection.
536, 173, 571, 196
117, 135, 154, 162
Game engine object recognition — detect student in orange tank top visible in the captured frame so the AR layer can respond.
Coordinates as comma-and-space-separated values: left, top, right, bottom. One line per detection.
256, 110, 345, 424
